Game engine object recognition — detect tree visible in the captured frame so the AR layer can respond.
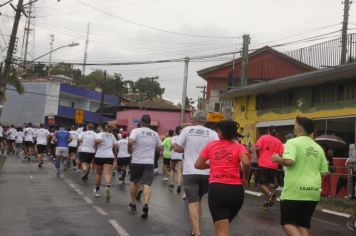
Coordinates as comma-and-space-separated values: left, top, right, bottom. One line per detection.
8, 68, 24, 94
133, 77, 164, 100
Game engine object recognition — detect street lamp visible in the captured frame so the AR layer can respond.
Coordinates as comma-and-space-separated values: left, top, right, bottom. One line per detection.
30, 42, 80, 63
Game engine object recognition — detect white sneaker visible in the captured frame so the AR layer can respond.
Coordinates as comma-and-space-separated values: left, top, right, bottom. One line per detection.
182, 192, 186, 200
93, 189, 100, 197
163, 177, 169, 181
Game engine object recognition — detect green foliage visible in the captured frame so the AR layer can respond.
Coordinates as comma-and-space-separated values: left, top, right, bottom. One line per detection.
133, 76, 165, 99
8, 68, 24, 94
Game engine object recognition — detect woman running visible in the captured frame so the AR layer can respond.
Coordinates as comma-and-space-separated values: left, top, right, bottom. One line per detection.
15, 127, 24, 157
195, 120, 251, 236
77, 123, 96, 183
169, 126, 183, 193
117, 131, 131, 184
93, 123, 118, 200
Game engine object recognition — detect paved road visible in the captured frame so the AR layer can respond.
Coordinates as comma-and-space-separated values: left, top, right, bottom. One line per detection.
0, 156, 353, 236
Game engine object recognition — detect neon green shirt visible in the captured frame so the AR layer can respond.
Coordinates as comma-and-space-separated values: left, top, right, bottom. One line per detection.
162, 137, 172, 159
281, 136, 328, 201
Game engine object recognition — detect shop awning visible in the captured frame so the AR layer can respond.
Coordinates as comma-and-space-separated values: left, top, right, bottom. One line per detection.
256, 119, 295, 128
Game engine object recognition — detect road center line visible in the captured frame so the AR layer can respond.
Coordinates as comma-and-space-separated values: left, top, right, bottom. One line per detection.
83, 196, 93, 204
93, 205, 108, 216
109, 219, 130, 236
245, 190, 263, 197
321, 209, 351, 218
312, 217, 340, 226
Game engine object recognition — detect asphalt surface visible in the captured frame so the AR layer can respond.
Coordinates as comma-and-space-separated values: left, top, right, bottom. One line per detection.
0, 156, 354, 236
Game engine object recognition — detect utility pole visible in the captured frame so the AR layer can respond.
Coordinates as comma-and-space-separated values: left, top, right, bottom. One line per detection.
180, 57, 189, 126
48, 34, 54, 64
99, 70, 106, 126
341, 0, 352, 65
22, 1, 33, 68
82, 23, 90, 76
240, 34, 250, 87
196, 85, 206, 111
0, 0, 24, 116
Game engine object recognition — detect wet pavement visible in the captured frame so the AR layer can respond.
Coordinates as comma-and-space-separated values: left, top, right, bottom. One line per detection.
0, 156, 354, 236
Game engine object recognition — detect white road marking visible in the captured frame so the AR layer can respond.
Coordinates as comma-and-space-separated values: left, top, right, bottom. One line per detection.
74, 188, 84, 195
92, 206, 108, 216
245, 190, 263, 197
69, 183, 77, 189
109, 219, 130, 236
321, 209, 351, 218
312, 217, 340, 226
83, 196, 93, 204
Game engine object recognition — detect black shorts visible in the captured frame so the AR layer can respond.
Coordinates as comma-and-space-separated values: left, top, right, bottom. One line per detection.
7, 139, 15, 144
208, 183, 244, 223
79, 152, 95, 163
130, 163, 154, 186
37, 145, 47, 154
163, 158, 170, 166
117, 157, 131, 166
183, 175, 209, 203
68, 147, 77, 154
258, 166, 278, 185
280, 200, 318, 229
24, 141, 34, 148
94, 158, 114, 166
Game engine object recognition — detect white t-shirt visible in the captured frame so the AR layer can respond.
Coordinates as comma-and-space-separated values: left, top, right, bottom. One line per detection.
170, 135, 183, 160
76, 127, 84, 134
36, 128, 50, 145
24, 127, 36, 142
176, 125, 219, 175
95, 132, 117, 158
0, 126, 3, 138
78, 130, 96, 153
6, 128, 17, 140
118, 138, 130, 158
129, 127, 162, 165
15, 131, 24, 143
69, 131, 79, 147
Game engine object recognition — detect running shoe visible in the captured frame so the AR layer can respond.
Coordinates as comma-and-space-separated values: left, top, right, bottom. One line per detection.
136, 190, 143, 201
267, 192, 277, 207
163, 177, 169, 181
105, 187, 111, 200
262, 201, 269, 210
128, 203, 136, 212
182, 192, 186, 200
93, 189, 100, 197
177, 186, 181, 194
347, 221, 356, 231
56, 172, 60, 178
153, 169, 159, 176
27, 157, 31, 161
168, 184, 174, 190
141, 204, 149, 219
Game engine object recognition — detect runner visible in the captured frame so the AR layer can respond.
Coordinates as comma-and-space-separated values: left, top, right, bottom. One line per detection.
255, 126, 284, 209
77, 123, 96, 183
128, 114, 163, 219
93, 123, 118, 200
68, 126, 79, 169
36, 124, 50, 168
0, 123, 4, 154
24, 122, 36, 160
5, 124, 17, 155
52, 125, 70, 177
117, 131, 131, 184
272, 116, 328, 236
173, 110, 219, 236
162, 130, 174, 181
195, 120, 251, 236
169, 126, 183, 193
15, 127, 24, 157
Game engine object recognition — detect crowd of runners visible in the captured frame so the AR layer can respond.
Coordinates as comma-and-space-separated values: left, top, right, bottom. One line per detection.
1, 111, 351, 236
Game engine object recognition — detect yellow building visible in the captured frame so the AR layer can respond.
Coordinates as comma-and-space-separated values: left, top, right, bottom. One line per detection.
222, 63, 356, 146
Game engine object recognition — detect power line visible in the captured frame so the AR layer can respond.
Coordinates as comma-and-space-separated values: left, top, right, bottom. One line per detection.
74, 0, 240, 39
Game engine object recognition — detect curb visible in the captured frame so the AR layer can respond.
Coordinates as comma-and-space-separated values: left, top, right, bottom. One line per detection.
244, 189, 351, 219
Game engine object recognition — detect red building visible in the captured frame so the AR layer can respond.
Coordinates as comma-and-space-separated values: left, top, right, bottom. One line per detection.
197, 46, 315, 118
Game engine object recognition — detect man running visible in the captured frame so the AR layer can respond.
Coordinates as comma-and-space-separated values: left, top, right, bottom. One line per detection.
68, 126, 79, 169
0, 123, 4, 154
128, 114, 163, 219
173, 110, 219, 236
6, 124, 17, 155
255, 126, 284, 209
15, 127, 24, 157
36, 124, 50, 168
272, 116, 328, 236
24, 122, 36, 160
169, 126, 183, 193
52, 125, 70, 177
162, 130, 174, 181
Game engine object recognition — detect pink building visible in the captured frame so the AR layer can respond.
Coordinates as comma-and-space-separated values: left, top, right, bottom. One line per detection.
116, 109, 190, 135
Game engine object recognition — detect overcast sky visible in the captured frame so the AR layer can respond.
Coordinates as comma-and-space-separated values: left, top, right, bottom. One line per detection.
0, 0, 355, 104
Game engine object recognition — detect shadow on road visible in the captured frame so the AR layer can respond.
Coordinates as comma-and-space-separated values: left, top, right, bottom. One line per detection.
0, 156, 6, 170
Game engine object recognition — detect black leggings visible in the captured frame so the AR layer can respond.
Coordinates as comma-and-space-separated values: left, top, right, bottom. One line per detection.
208, 183, 244, 223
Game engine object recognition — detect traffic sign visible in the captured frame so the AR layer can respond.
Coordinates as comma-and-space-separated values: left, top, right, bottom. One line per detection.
75, 109, 84, 124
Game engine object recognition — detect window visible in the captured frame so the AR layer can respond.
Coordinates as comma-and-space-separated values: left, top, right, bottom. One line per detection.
312, 80, 356, 105
256, 91, 293, 110
214, 103, 221, 112
71, 102, 75, 108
